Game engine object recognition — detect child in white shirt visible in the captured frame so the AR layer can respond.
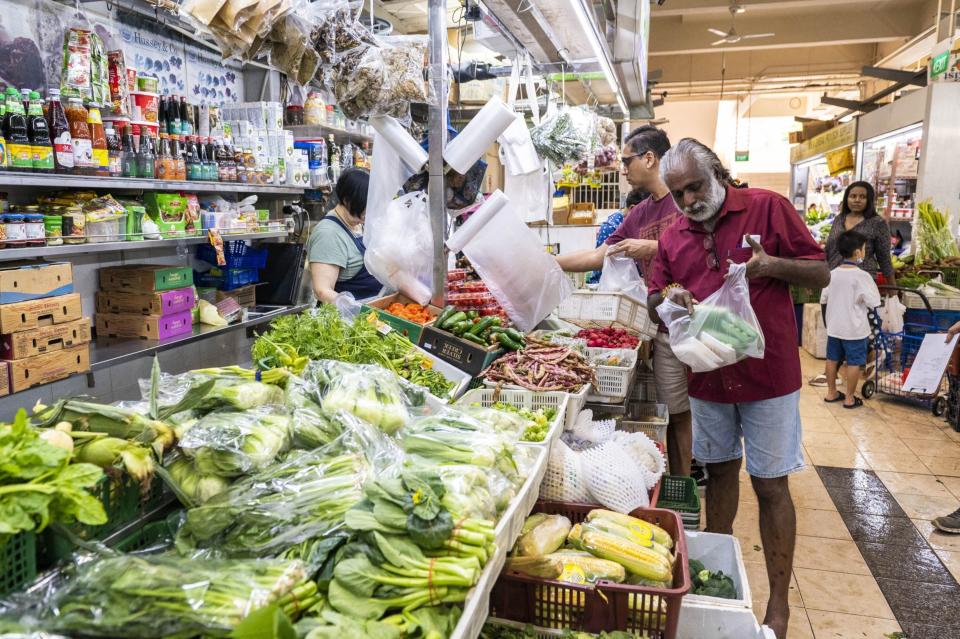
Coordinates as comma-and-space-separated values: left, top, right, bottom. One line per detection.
820, 230, 882, 409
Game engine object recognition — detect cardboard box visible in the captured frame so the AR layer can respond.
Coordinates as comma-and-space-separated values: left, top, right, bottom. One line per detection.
362, 293, 441, 343
0, 318, 91, 360
7, 345, 90, 393
0, 262, 73, 304
95, 288, 196, 316
99, 265, 194, 293
0, 363, 10, 396
96, 311, 193, 340
419, 325, 504, 376
0, 293, 83, 334
215, 285, 256, 308
802, 302, 828, 359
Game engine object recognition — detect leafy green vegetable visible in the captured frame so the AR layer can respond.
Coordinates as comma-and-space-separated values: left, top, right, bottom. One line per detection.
0, 409, 107, 541
689, 558, 738, 599
178, 408, 292, 477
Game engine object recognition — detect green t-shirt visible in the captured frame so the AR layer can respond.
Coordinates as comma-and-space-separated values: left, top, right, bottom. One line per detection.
307, 217, 365, 281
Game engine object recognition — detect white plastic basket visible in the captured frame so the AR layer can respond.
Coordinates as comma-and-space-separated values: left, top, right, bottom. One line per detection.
557, 291, 657, 339
485, 618, 775, 639
483, 380, 591, 430
585, 347, 638, 403
415, 346, 472, 401
620, 402, 670, 447
455, 388, 567, 446
492, 443, 549, 551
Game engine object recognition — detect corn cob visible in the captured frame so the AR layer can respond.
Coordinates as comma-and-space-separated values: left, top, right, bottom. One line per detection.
586, 509, 674, 549
582, 519, 674, 565
567, 523, 583, 549
581, 531, 672, 582
520, 513, 549, 536
547, 551, 626, 583
505, 555, 564, 579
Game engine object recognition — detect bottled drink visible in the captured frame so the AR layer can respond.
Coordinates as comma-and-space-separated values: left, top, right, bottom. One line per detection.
137, 128, 155, 179
167, 95, 181, 136
179, 97, 193, 137
121, 125, 137, 177
46, 89, 73, 173
104, 123, 121, 177
20, 88, 30, 114
156, 133, 173, 180
172, 135, 186, 180
158, 95, 168, 133
65, 98, 92, 174
87, 103, 108, 177
4, 88, 32, 171
202, 137, 217, 181
185, 135, 201, 181
26, 92, 53, 172
328, 134, 340, 183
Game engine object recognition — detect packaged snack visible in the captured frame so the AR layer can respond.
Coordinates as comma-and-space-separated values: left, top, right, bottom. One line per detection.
107, 50, 130, 116
61, 28, 92, 99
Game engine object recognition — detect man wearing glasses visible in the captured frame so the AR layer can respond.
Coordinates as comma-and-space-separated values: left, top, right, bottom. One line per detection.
557, 125, 693, 478
646, 138, 829, 639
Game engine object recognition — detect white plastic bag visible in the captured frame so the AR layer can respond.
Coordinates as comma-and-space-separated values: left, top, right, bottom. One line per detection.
880, 295, 905, 333
498, 56, 542, 177
504, 166, 552, 224
598, 253, 648, 304
363, 191, 433, 304
656, 263, 765, 373
446, 190, 572, 331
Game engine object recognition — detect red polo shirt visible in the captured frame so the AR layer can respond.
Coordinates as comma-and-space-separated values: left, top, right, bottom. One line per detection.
648, 186, 825, 403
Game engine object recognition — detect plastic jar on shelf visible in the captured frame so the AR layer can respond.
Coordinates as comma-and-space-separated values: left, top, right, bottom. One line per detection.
44, 214, 63, 245
304, 92, 326, 125
4, 213, 26, 247
62, 207, 86, 244
24, 212, 45, 246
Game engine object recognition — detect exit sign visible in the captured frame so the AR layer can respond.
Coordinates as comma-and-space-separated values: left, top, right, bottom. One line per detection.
735, 150, 750, 162
932, 51, 950, 78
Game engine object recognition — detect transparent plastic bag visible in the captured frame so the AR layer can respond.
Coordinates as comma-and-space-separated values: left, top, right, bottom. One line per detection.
446, 190, 573, 331
363, 191, 433, 304
530, 105, 597, 166
657, 263, 765, 372
599, 253, 648, 304
178, 407, 292, 477
503, 166, 551, 224
880, 295, 905, 333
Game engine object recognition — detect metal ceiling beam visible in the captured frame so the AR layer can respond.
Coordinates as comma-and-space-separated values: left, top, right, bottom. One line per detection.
861, 66, 928, 86
651, 0, 893, 18
820, 96, 878, 112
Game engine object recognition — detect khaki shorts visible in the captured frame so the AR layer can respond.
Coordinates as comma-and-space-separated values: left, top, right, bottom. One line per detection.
653, 331, 690, 415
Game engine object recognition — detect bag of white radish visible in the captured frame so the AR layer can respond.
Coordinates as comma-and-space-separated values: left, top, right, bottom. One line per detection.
656, 263, 765, 373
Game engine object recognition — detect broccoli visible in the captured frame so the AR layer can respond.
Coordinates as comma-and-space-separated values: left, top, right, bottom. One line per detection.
689, 558, 738, 599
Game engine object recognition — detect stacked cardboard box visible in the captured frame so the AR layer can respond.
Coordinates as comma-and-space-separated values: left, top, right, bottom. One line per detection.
96, 266, 196, 341
802, 302, 828, 359
0, 262, 91, 395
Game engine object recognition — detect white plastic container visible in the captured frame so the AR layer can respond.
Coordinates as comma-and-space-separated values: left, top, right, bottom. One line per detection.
455, 387, 567, 446
557, 290, 657, 339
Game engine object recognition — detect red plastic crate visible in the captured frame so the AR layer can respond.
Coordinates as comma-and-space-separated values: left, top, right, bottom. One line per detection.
490, 504, 690, 638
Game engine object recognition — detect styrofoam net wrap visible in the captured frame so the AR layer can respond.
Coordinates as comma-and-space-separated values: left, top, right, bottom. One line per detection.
570, 417, 616, 447
611, 430, 666, 490
539, 440, 592, 502
580, 443, 650, 513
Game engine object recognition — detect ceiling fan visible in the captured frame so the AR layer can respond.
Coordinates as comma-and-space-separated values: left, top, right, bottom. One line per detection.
708, 2, 774, 46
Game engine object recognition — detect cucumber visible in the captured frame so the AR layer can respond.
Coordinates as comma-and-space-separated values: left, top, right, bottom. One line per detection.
435, 305, 456, 327
505, 328, 525, 342
497, 332, 524, 351
466, 310, 479, 320
452, 320, 473, 335
462, 332, 487, 346
469, 316, 496, 336
441, 311, 467, 329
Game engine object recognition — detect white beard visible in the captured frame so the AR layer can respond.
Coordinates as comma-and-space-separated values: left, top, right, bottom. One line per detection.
683, 177, 726, 222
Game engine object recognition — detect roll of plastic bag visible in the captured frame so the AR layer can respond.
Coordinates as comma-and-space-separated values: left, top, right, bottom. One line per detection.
446, 190, 572, 331
444, 96, 516, 174
367, 116, 427, 228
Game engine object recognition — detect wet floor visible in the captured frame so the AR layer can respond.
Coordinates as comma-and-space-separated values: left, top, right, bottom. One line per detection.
725, 351, 960, 638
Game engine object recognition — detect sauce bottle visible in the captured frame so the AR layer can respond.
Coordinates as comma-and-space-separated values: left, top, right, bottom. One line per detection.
201, 137, 217, 181
167, 95, 181, 136
185, 135, 201, 180
121, 125, 137, 177
172, 135, 186, 180
87, 102, 108, 177
65, 98, 92, 174
4, 88, 32, 172
46, 89, 74, 173
179, 97, 193, 137
156, 133, 173, 180
137, 128, 155, 179
104, 123, 122, 177
27, 91, 53, 173
19, 88, 30, 114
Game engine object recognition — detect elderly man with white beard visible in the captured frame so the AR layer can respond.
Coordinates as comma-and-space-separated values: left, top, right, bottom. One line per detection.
646, 138, 830, 639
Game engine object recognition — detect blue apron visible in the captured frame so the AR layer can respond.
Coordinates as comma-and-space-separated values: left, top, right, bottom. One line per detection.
325, 215, 383, 300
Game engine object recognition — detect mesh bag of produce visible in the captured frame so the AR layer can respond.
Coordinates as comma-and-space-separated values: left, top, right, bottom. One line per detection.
579, 443, 650, 513
540, 440, 591, 502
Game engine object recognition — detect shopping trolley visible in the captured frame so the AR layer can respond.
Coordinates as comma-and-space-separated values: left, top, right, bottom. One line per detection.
862, 287, 948, 416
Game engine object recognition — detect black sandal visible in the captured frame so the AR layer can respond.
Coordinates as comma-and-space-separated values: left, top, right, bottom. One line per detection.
843, 397, 864, 409
824, 392, 846, 403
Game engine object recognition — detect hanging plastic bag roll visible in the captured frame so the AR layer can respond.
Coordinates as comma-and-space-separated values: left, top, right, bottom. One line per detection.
446, 189, 573, 331
370, 115, 428, 172
444, 96, 517, 174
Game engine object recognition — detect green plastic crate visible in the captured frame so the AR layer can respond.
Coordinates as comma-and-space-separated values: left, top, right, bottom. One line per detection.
0, 532, 36, 595
790, 285, 822, 304
38, 474, 141, 568
657, 475, 701, 530
112, 520, 176, 554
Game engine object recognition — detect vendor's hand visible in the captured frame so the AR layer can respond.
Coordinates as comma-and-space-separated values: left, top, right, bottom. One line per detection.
607, 239, 658, 261
667, 287, 697, 314
737, 235, 775, 279
946, 321, 960, 342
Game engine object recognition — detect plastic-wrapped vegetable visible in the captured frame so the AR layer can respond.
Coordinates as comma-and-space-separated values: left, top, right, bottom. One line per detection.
178, 407, 292, 477
530, 106, 598, 165
164, 456, 231, 504
515, 514, 571, 556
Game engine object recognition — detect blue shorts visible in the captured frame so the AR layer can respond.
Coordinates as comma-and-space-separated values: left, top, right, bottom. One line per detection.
689, 390, 804, 479
827, 336, 869, 366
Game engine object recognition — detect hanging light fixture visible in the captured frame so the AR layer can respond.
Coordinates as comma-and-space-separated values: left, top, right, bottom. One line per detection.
569, 0, 628, 114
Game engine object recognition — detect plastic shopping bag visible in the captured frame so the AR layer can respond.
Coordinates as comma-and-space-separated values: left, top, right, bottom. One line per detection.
363, 191, 433, 304
656, 263, 765, 373
598, 253, 648, 304
447, 190, 572, 331
879, 295, 905, 333
504, 166, 551, 224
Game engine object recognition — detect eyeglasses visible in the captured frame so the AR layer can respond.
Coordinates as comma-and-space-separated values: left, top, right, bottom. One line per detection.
703, 234, 720, 271
621, 154, 641, 166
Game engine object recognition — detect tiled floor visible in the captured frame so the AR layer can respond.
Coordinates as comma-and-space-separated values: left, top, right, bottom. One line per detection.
724, 351, 960, 638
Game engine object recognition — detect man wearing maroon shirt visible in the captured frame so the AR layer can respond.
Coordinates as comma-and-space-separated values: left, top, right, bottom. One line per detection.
557, 125, 692, 477
647, 139, 829, 639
